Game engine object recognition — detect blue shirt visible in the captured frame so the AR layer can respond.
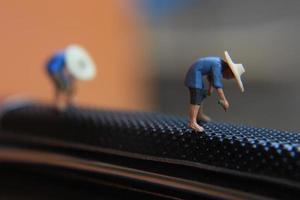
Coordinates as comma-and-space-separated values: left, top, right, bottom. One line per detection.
184, 57, 223, 89
46, 51, 66, 75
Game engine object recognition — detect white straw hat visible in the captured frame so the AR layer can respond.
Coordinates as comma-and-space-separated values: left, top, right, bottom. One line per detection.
224, 51, 245, 92
65, 44, 97, 81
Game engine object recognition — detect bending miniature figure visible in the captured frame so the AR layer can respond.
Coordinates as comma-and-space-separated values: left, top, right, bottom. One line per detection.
184, 51, 245, 132
46, 44, 96, 109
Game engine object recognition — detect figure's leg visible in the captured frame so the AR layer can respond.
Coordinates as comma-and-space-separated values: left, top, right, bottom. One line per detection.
65, 76, 76, 107
189, 88, 205, 132
50, 74, 63, 109
188, 104, 204, 132
66, 83, 76, 107
187, 87, 205, 132
197, 103, 211, 122
53, 87, 61, 107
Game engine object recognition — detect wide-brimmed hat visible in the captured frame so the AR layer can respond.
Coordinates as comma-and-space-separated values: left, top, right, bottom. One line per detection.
65, 44, 97, 81
224, 51, 245, 92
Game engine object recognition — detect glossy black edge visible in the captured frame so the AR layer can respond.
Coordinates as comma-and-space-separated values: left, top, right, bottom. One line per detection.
0, 133, 298, 200
0, 136, 270, 200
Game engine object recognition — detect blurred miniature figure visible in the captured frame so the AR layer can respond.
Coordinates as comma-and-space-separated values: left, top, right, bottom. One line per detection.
184, 51, 245, 132
46, 44, 96, 109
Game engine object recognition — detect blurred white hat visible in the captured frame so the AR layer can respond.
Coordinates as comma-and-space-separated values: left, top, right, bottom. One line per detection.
224, 51, 245, 92
65, 44, 97, 81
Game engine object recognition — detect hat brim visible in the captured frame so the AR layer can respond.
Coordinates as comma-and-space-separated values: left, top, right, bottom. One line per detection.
224, 51, 244, 92
65, 44, 97, 81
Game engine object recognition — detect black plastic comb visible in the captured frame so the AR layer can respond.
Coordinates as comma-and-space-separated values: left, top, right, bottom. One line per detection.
0, 102, 300, 199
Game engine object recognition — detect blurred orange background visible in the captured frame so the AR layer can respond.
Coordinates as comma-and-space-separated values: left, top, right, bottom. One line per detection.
0, 0, 152, 110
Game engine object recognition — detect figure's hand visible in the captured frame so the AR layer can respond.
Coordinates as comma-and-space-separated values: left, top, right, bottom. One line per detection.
218, 99, 229, 111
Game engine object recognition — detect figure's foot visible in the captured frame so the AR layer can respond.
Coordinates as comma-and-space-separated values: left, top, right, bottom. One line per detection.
188, 122, 204, 132
197, 114, 211, 122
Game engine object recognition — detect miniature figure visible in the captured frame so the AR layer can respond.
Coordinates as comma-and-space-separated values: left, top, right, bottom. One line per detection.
46, 44, 96, 109
184, 51, 245, 132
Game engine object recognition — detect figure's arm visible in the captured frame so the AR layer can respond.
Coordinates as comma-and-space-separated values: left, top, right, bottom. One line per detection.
211, 61, 229, 111
216, 88, 229, 111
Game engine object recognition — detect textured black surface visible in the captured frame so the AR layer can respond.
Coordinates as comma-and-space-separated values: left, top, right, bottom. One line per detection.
1, 104, 300, 183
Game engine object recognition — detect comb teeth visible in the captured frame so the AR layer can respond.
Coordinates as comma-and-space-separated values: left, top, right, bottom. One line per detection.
1, 104, 300, 182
